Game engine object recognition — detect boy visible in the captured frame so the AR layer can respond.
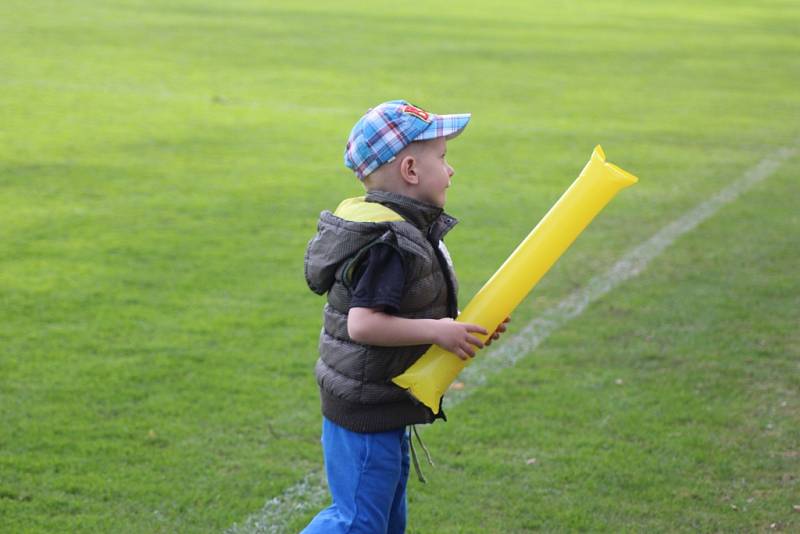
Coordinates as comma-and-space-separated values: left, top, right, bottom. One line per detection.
302, 100, 507, 533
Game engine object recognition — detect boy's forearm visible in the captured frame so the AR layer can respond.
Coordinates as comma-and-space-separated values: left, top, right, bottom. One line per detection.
348, 307, 438, 347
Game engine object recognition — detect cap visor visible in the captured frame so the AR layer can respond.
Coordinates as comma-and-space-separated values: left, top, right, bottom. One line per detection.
415, 113, 471, 141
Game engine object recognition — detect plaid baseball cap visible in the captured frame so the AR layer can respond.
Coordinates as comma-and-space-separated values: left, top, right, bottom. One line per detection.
344, 100, 471, 180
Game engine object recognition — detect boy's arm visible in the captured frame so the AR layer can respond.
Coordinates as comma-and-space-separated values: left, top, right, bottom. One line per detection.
348, 307, 489, 361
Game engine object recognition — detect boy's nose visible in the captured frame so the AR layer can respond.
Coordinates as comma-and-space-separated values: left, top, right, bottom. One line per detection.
447, 164, 454, 177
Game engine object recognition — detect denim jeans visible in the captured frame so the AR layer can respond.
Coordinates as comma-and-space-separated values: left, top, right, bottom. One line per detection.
302, 417, 410, 534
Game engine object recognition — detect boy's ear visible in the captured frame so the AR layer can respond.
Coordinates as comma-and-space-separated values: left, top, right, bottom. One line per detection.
398, 155, 419, 185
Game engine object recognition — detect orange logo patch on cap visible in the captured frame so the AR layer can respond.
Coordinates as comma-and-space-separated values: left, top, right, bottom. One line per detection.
402, 104, 431, 122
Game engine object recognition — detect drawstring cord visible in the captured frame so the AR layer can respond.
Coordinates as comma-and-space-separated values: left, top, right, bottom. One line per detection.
408, 425, 435, 483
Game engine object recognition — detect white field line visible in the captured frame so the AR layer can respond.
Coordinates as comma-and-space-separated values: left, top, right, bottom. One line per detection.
226, 144, 797, 534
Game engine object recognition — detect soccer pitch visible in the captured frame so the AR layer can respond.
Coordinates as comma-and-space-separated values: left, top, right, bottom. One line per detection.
1, 1, 798, 532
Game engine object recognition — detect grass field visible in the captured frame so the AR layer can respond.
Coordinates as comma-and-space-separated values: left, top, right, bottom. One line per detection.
1, 0, 799, 532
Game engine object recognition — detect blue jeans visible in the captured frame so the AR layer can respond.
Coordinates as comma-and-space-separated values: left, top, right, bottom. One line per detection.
302, 417, 410, 534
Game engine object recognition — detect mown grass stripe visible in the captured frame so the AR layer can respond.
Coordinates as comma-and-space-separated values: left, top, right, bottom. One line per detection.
226, 143, 797, 534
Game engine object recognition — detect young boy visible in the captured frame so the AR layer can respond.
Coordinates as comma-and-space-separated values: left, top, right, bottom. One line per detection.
302, 100, 507, 533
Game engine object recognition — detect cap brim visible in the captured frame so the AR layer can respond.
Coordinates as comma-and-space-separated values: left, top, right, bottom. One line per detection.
414, 113, 471, 142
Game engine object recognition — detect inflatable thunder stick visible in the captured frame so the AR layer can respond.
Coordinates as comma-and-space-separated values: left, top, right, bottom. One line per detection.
392, 146, 639, 413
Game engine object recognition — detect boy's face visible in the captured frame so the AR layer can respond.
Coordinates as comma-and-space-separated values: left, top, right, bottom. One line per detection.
412, 137, 454, 208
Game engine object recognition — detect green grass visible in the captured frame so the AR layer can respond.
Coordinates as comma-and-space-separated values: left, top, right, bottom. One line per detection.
1, 0, 798, 532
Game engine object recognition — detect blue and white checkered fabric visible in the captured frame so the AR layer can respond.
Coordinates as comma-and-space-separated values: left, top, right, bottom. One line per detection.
344, 100, 470, 180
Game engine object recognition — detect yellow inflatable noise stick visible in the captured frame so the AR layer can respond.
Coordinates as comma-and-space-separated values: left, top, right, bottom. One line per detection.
392, 146, 639, 413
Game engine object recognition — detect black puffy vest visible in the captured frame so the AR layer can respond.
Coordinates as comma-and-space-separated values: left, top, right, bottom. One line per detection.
304, 190, 459, 432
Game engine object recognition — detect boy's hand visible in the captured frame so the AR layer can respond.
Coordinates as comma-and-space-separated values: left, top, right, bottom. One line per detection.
432, 318, 488, 360
484, 316, 511, 347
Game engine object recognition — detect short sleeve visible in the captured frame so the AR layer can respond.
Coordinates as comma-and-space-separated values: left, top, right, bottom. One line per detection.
349, 244, 406, 313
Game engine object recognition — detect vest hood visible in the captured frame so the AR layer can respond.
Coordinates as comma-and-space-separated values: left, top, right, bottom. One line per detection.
304, 213, 394, 295
304, 192, 457, 295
